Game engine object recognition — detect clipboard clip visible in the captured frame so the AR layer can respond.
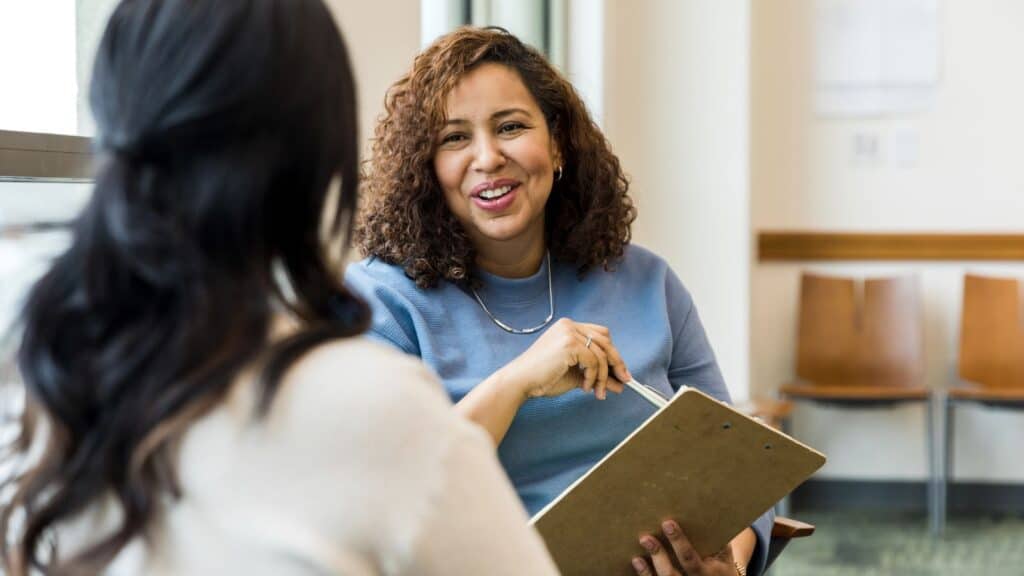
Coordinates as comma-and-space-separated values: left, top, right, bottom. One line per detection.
624, 378, 671, 409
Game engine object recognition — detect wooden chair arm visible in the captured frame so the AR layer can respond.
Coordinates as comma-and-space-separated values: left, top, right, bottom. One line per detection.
772, 516, 815, 539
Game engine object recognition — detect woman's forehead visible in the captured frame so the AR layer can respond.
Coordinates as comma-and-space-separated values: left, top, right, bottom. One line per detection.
442, 63, 542, 121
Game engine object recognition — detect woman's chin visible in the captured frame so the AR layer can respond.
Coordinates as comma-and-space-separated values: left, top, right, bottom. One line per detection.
471, 219, 533, 243
477, 229, 528, 243
465, 210, 547, 248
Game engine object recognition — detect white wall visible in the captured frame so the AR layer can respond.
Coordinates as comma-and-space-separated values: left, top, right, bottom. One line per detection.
324, 0, 421, 151
751, 0, 1024, 482
602, 0, 752, 400
72, 0, 420, 147
565, 0, 604, 124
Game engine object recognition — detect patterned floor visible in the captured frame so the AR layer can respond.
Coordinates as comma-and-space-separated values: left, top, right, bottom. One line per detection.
769, 511, 1024, 576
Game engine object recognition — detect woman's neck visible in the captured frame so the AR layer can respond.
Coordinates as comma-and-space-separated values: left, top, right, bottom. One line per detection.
474, 231, 546, 279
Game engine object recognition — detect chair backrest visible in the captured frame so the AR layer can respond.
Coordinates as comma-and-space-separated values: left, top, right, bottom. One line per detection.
959, 274, 1024, 388
797, 273, 924, 386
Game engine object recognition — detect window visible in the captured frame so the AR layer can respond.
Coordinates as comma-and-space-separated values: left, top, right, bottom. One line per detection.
0, 0, 119, 136
419, 0, 604, 124
421, 0, 567, 69
0, 0, 118, 177
0, 1, 116, 387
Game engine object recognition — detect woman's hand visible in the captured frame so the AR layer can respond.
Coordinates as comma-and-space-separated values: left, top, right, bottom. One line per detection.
456, 317, 632, 445
631, 521, 745, 576
499, 318, 630, 401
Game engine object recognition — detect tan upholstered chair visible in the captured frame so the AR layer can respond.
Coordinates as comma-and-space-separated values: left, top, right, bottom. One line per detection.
940, 274, 1024, 532
779, 273, 940, 534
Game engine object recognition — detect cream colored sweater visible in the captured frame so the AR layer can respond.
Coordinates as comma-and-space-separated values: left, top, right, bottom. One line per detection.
60, 337, 559, 575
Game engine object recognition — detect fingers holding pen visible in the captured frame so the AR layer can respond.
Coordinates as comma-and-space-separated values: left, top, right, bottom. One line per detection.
575, 329, 613, 399
576, 333, 599, 394
578, 323, 632, 384
511, 318, 632, 400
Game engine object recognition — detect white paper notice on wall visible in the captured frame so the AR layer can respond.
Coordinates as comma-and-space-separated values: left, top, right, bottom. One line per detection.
814, 0, 940, 117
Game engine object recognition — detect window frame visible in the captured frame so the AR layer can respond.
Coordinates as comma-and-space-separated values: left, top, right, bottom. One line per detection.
0, 129, 92, 183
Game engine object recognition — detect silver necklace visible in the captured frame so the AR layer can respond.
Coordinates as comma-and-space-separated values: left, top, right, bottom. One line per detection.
470, 252, 554, 335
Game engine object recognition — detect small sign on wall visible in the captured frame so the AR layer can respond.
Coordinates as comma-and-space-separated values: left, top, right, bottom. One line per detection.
814, 0, 940, 117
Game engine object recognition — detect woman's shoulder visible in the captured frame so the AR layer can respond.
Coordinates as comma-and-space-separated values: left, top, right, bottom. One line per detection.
619, 243, 669, 270
174, 337, 475, 572
344, 256, 444, 313
346, 256, 416, 292
599, 243, 674, 284
264, 336, 475, 502
283, 336, 447, 411
209, 336, 462, 475
610, 244, 693, 301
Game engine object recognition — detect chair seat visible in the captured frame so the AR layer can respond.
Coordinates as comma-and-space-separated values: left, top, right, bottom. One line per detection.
948, 385, 1024, 403
780, 382, 930, 401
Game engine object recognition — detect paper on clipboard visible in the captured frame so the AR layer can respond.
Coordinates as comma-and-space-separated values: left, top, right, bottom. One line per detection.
530, 387, 825, 576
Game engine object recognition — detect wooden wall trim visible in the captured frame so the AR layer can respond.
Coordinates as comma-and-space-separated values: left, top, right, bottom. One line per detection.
758, 232, 1024, 262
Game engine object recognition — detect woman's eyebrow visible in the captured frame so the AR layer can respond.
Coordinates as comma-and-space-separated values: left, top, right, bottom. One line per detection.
442, 108, 533, 126
491, 108, 531, 120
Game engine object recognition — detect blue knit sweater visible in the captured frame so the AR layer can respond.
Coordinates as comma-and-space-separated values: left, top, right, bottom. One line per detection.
345, 244, 772, 575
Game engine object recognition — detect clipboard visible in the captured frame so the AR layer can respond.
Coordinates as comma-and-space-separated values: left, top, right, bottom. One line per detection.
530, 387, 826, 576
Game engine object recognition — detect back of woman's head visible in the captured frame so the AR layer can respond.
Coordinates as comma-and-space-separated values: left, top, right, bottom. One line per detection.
357, 26, 635, 289
1, 1, 366, 573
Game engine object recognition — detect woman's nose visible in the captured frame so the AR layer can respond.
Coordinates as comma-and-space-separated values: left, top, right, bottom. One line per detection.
472, 136, 506, 172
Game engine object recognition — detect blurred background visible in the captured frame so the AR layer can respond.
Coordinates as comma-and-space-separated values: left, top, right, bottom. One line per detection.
2, 1, 1023, 574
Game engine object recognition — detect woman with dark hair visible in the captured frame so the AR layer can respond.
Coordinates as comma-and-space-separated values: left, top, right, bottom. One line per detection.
350, 27, 773, 576
0, 4, 558, 575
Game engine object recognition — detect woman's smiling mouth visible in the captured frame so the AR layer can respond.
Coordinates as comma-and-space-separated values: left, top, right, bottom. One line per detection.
479, 184, 513, 200
471, 179, 521, 211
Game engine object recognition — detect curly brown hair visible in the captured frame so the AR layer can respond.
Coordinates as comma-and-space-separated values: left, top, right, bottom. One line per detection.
356, 26, 636, 289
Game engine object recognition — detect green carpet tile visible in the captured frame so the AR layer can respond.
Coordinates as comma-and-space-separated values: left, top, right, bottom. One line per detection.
769, 511, 1024, 576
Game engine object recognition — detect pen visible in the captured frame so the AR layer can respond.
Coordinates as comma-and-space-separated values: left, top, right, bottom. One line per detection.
624, 378, 670, 409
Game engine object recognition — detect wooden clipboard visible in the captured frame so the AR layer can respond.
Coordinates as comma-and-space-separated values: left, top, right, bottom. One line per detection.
530, 387, 825, 576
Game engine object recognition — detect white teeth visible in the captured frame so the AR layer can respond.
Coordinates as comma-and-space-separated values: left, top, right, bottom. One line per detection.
479, 185, 512, 200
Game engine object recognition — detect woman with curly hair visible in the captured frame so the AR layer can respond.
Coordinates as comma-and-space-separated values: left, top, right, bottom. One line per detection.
1, 5, 558, 575
349, 27, 772, 576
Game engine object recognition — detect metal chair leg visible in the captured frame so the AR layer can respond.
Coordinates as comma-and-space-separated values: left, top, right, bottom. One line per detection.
927, 394, 940, 537
775, 495, 791, 519
775, 415, 793, 518
940, 393, 954, 535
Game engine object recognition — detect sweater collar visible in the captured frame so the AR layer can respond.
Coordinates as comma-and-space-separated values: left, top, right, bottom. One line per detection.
474, 253, 552, 307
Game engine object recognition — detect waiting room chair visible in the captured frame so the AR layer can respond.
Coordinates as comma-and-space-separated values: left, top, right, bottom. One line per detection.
778, 273, 941, 534
940, 274, 1024, 533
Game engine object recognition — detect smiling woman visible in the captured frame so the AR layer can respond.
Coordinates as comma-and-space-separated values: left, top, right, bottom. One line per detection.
356, 26, 631, 288
348, 26, 774, 576
433, 62, 562, 278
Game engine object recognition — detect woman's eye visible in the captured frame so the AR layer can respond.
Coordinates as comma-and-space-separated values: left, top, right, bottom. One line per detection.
441, 133, 467, 145
498, 122, 526, 135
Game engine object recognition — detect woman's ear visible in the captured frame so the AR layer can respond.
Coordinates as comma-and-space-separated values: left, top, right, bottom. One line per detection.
550, 135, 563, 170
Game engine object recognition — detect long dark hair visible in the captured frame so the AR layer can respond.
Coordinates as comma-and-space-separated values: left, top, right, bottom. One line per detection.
0, 0, 367, 573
